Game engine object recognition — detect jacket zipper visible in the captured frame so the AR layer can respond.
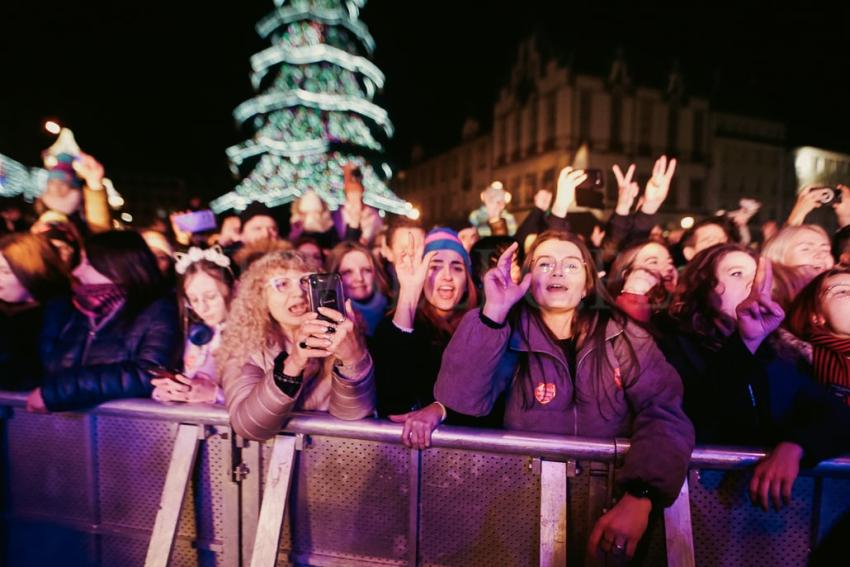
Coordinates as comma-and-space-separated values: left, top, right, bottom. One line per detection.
571, 328, 625, 437
520, 328, 625, 438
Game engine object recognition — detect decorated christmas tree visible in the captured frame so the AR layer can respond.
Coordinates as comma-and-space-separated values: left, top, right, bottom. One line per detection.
211, 0, 412, 217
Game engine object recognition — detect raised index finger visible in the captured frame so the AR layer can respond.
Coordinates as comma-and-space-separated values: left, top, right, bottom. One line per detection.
758, 257, 774, 298
497, 242, 519, 274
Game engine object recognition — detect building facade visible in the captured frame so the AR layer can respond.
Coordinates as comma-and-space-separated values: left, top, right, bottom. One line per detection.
393, 39, 791, 231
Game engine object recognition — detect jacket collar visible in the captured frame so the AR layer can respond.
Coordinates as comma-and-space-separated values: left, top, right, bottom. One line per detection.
508, 306, 626, 366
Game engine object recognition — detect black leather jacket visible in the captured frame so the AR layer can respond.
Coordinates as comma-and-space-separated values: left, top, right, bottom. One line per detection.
39, 296, 180, 411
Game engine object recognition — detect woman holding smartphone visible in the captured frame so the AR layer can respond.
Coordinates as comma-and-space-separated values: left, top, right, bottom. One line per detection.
217, 250, 375, 441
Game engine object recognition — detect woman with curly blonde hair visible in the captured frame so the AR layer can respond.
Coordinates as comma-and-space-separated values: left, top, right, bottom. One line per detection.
217, 250, 375, 441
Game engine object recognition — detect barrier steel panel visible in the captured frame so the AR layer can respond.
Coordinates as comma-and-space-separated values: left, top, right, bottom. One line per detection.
97, 416, 177, 533
419, 448, 540, 567
278, 436, 411, 566
6, 410, 94, 523
689, 469, 816, 567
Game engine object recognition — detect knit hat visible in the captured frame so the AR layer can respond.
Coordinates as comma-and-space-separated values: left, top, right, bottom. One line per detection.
47, 153, 82, 188
423, 227, 471, 269
240, 201, 276, 227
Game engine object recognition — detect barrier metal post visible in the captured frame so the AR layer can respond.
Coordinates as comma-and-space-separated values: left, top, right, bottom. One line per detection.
540, 460, 568, 567
249, 434, 298, 567
663, 477, 696, 567
143, 423, 203, 567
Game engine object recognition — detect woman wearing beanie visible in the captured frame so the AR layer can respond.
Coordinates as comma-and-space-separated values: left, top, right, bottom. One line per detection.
371, 227, 493, 428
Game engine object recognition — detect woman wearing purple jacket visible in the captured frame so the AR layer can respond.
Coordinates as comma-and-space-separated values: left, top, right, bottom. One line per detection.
427, 230, 694, 561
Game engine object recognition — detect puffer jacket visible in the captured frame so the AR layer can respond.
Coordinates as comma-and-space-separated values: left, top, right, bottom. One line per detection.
434, 307, 694, 507
39, 296, 180, 411
222, 342, 375, 442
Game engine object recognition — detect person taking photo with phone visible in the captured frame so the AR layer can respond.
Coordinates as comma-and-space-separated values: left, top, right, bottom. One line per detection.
218, 250, 375, 441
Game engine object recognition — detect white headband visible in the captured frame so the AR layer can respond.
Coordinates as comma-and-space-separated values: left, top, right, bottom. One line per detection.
174, 245, 231, 275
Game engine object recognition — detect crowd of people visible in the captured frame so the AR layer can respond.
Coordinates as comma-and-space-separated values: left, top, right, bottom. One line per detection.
2, 149, 850, 561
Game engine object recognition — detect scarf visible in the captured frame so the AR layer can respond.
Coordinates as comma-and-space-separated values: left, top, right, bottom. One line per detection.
809, 332, 850, 404
352, 292, 389, 336
72, 283, 126, 328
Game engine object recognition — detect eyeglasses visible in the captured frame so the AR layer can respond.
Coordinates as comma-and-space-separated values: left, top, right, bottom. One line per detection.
532, 256, 585, 274
267, 275, 310, 294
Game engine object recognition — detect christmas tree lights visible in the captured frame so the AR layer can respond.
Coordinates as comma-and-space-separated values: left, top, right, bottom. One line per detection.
212, 0, 411, 216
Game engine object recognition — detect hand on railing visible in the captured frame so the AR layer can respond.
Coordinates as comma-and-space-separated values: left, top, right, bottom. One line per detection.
389, 402, 444, 450
25, 387, 47, 413
749, 441, 802, 511
588, 493, 652, 560
151, 371, 218, 404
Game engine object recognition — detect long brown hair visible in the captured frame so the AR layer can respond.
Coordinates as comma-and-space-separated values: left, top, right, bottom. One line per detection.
787, 266, 850, 339
0, 232, 69, 303
326, 241, 391, 297
178, 259, 236, 336
669, 243, 755, 349
515, 231, 638, 414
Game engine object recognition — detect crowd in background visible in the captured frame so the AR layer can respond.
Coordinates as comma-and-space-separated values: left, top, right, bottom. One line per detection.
3, 149, 850, 561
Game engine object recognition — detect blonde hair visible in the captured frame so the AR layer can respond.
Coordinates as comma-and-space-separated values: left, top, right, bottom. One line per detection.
216, 250, 319, 372
762, 224, 829, 266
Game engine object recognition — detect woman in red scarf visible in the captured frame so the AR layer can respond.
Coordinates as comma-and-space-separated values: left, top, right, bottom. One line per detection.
789, 266, 850, 403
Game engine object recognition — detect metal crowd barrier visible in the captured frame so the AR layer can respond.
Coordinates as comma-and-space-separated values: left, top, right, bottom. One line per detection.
1, 391, 849, 567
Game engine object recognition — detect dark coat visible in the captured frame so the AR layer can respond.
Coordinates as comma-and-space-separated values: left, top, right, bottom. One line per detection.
39, 296, 180, 411
371, 313, 502, 428
0, 302, 45, 391
657, 325, 850, 467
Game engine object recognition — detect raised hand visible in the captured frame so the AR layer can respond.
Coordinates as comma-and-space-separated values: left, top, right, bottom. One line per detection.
612, 163, 639, 215
551, 166, 588, 217
533, 189, 553, 212
393, 232, 437, 330
590, 224, 606, 248
787, 185, 830, 226
481, 242, 531, 324
736, 257, 785, 354
641, 155, 677, 215
622, 267, 661, 296
72, 153, 105, 190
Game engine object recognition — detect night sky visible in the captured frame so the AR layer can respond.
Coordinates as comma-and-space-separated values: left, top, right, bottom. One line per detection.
1, 1, 848, 204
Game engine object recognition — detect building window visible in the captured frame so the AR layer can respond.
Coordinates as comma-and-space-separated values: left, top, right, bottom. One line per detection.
478, 143, 488, 171
545, 92, 557, 149
609, 92, 623, 152
525, 173, 538, 205
498, 117, 507, 165
692, 109, 705, 160
513, 111, 522, 160
689, 178, 704, 208
667, 105, 679, 156
579, 90, 592, 144
638, 99, 653, 155
542, 167, 556, 191
528, 97, 538, 154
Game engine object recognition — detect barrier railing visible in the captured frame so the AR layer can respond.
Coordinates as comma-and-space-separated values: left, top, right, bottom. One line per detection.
1, 391, 849, 566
